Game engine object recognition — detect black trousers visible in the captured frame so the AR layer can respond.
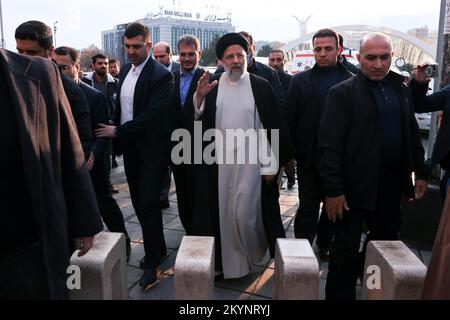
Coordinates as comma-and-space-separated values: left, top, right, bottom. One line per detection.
325, 174, 403, 300
123, 145, 167, 270
294, 166, 334, 249
0, 244, 50, 300
173, 164, 194, 235
91, 157, 129, 239
160, 166, 172, 203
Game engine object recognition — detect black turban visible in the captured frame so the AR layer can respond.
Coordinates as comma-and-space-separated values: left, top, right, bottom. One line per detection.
216, 33, 249, 59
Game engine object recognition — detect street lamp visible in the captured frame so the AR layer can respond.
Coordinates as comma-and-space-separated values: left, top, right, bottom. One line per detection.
53, 21, 58, 47
0, 0, 5, 49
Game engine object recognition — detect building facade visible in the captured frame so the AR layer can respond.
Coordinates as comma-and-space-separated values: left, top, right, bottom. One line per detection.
102, 9, 235, 65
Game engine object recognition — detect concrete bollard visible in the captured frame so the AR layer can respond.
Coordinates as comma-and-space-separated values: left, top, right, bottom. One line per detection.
70, 232, 127, 300
174, 236, 215, 300
362, 241, 427, 300
273, 239, 320, 300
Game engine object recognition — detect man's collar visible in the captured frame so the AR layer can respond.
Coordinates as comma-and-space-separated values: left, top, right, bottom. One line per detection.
181, 67, 196, 77
132, 54, 151, 71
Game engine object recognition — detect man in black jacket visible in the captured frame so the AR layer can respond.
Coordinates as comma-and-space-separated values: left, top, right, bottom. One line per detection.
53, 46, 131, 260
269, 49, 296, 190
319, 32, 428, 300
411, 65, 450, 204
285, 29, 353, 259
15, 20, 92, 160
171, 35, 205, 235
96, 23, 175, 291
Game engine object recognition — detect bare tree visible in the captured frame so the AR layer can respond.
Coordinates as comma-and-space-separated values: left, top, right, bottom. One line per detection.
79, 44, 103, 71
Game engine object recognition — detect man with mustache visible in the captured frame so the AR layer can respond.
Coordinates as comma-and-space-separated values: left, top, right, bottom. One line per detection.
319, 32, 428, 300
191, 33, 294, 279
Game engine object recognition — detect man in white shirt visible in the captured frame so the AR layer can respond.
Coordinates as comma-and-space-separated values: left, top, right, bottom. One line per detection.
96, 22, 175, 291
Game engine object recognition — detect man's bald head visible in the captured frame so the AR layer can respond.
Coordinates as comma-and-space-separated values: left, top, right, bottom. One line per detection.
359, 33, 392, 54
357, 32, 394, 81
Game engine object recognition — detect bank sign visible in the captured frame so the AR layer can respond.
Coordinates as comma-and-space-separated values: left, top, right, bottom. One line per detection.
164, 10, 192, 19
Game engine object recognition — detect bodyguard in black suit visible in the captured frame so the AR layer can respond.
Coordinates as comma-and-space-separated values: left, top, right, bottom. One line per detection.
285, 29, 352, 258
171, 35, 205, 235
53, 46, 132, 259
411, 67, 450, 203
96, 23, 175, 290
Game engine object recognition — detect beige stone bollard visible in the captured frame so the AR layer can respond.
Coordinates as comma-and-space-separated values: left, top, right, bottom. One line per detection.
174, 236, 215, 300
273, 239, 320, 300
70, 232, 127, 300
362, 241, 427, 300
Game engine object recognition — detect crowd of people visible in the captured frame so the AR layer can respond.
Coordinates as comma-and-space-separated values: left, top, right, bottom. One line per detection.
1, 19, 449, 300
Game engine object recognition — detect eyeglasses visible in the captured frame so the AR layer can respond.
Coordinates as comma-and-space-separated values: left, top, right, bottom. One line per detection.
179, 52, 197, 58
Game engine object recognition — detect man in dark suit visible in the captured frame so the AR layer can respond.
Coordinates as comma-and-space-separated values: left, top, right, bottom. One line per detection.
96, 23, 175, 290
15, 20, 92, 160
0, 49, 103, 300
171, 35, 205, 235
269, 49, 296, 190
285, 29, 353, 261
53, 46, 131, 260
411, 64, 450, 204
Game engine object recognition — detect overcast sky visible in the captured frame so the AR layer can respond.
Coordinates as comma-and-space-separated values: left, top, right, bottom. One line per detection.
1, 0, 442, 50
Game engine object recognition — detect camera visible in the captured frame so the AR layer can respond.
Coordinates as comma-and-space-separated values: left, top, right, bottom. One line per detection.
424, 64, 439, 78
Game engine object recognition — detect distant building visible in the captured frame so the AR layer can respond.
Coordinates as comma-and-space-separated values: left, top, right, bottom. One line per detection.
102, 7, 235, 65
408, 26, 429, 39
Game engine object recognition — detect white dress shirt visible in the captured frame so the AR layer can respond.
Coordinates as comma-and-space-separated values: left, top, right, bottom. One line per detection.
120, 55, 151, 125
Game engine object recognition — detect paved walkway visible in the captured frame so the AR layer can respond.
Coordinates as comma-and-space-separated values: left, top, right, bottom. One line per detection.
110, 157, 433, 300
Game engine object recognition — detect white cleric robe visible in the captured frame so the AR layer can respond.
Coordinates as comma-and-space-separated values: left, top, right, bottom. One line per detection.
195, 72, 269, 279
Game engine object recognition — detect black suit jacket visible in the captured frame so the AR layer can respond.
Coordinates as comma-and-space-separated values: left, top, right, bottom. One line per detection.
61, 74, 92, 160
0, 49, 102, 299
78, 81, 109, 160
115, 56, 175, 161
285, 62, 353, 169
172, 68, 205, 132
410, 79, 450, 169
319, 71, 427, 210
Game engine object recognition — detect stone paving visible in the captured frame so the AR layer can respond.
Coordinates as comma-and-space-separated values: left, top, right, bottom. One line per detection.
109, 157, 433, 300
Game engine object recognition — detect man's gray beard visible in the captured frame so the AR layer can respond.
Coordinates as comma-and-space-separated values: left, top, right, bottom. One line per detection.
225, 68, 244, 82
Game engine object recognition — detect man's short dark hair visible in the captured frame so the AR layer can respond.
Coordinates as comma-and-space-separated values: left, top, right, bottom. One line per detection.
109, 59, 120, 66
125, 23, 151, 42
178, 35, 201, 51
91, 53, 108, 64
15, 20, 53, 50
312, 29, 339, 48
239, 31, 254, 45
338, 34, 344, 48
54, 46, 79, 64
269, 49, 285, 59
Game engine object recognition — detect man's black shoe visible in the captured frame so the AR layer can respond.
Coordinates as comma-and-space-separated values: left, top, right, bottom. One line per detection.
112, 188, 119, 194
160, 199, 170, 210
126, 238, 132, 263
139, 257, 145, 269
139, 269, 160, 291
112, 159, 119, 168
318, 247, 330, 262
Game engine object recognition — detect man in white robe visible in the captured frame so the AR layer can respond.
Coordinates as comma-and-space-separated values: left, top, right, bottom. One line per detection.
191, 33, 294, 279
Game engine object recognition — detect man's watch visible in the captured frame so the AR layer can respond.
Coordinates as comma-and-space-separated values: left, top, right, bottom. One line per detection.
114, 127, 118, 137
